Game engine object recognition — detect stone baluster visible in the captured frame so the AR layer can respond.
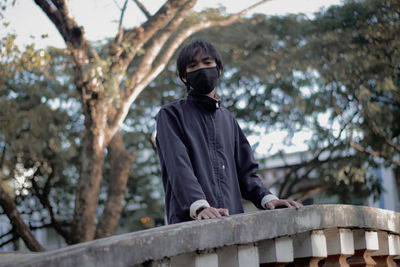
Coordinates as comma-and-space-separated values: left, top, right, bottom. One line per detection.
258, 236, 293, 266
170, 249, 218, 267
143, 258, 171, 267
394, 235, 400, 265
371, 232, 400, 266
292, 230, 327, 266
395, 256, 400, 266
218, 243, 259, 267
323, 228, 355, 267
395, 235, 400, 265
348, 230, 379, 267
391, 235, 400, 266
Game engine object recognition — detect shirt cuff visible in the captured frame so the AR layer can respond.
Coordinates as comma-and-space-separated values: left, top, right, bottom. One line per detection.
261, 194, 279, 209
190, 199, 210, 219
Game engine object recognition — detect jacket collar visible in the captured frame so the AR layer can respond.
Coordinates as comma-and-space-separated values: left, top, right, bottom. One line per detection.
187, 90, 221, 111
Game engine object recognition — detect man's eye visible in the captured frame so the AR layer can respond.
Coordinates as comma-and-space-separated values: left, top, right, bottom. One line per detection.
188, 64, 196, 68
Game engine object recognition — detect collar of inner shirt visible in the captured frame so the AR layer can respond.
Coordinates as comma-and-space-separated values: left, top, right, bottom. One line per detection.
188, 90, 221, 110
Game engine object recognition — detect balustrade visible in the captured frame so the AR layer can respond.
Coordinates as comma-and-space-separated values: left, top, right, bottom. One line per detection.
1, 205, 399, 267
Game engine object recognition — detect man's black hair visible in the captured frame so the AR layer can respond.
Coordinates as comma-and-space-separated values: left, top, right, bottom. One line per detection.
176, 39, 223, 87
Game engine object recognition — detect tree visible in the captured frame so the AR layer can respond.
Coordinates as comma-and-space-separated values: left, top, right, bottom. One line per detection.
194, 0, 399, 202
145, 0, 398, 204
1, 0, 270, 249
307, 0, 400, 167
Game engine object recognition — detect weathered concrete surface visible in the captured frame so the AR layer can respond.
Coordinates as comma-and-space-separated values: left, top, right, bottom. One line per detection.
1, 205, 399, 267
0, 252, 38, 262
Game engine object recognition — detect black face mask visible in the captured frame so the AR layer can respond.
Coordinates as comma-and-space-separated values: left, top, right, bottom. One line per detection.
186, 67, 219, 95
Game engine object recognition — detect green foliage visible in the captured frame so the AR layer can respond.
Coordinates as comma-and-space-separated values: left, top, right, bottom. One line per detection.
211, 0, 399, 202
146, 0, 399, 204
308, 0, 400, 164
0, 33, 80, 228
0, 34, 164, 237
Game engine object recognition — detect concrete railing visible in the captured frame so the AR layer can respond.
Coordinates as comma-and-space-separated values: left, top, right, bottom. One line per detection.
1, 205, 399, 266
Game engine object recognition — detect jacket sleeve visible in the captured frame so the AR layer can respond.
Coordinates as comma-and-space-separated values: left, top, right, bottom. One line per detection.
156, 107, 207, 213
234, 119, 273, 209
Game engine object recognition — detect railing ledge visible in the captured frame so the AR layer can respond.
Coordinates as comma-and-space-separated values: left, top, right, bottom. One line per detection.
1, 204, 399, 267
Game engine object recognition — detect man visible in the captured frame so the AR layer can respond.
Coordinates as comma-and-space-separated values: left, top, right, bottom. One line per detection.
156, 39, 302, 224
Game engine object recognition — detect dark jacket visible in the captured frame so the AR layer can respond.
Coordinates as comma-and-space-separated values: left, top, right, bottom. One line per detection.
156, 90, 272, 224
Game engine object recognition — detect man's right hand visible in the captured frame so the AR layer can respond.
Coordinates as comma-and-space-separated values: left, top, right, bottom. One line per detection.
196, 207, 229, 220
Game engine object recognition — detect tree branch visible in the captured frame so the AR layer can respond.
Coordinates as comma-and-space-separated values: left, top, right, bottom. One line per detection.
119, 0, 191, 65
332, 96, 398, 165
349, 128, 400, 167
353, 85, 400, 153
0, 234, 18, 248
281, 153, 353, 199
0, 229, 13, 240
282, 158, 324, 199
0, 185, 45, 252
277, 128, 348, 199
295, 184, 329, 202
109, 0, 269, 137
116, 0, 129, 44
368, 116, 400, 152
337, 85, 400, 166
132, 0, 151, 19
127, 0, 196, 91
278, 163, 302, 198
0, 142, 7, 169
34, 0, 80, 48
146, 133, 157, 154
138, 0, 273, 94
34, 0, 99, 62
30, 165, 70, 243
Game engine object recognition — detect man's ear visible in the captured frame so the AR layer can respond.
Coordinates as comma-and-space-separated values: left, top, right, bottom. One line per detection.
182, 76, 187, 83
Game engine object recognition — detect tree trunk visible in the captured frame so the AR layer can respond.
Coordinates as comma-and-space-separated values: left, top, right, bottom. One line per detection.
70, 99, 108, 244
0, 185, 45, 252
95, 131, 136, 239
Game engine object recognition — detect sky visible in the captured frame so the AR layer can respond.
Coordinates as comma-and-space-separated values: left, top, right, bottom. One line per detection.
2, 0, 343, 48
2, 0, 344, 156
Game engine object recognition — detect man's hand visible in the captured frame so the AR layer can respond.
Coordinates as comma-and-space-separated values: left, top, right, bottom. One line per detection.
196, 207, 229, 220
265, 199, 303, 210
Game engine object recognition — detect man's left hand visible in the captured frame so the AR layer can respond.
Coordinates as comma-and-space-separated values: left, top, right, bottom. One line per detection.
266, 199, 303, 210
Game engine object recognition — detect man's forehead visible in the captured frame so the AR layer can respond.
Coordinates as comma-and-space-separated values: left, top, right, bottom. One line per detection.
189, 53, 214, 63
